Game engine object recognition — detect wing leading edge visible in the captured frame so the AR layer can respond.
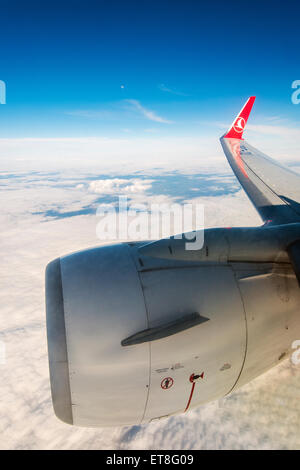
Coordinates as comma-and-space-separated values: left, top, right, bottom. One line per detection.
220, 97, 300, 225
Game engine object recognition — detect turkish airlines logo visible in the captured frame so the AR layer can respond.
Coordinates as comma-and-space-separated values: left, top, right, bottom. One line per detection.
233, 116, 245, 133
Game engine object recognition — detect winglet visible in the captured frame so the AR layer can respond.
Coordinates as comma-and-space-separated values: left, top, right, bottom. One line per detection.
223, 96, 256, 139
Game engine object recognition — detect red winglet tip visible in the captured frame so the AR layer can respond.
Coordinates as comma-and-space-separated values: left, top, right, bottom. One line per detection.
223, 96, 256, 140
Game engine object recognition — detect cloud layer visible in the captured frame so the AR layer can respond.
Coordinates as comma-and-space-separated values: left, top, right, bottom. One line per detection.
0, 166, 299, 449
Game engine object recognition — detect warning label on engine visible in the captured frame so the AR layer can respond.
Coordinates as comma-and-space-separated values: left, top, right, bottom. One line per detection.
161, 377, 174, 390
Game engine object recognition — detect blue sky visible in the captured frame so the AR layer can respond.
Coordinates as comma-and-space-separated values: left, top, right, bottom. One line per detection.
0, 0, 300, 140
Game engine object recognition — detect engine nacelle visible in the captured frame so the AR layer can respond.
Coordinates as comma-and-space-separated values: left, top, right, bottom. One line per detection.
46, 237, 300, 427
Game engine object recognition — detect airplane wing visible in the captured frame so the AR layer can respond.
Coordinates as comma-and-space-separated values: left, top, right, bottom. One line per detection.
220, 97, 300, 225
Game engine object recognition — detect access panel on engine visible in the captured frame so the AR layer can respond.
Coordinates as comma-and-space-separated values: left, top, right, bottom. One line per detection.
139, 265, 246, 422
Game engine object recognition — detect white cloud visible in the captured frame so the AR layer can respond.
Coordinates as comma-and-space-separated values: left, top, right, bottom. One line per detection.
2, 122, 300, 175
66, 99, 174, 124
0, 136, 225, 172
158, 84, 189, 96
247, 123, 300, 137
88, 178, 152, 194
125, 99, 174, 124
215, 119, 300, 139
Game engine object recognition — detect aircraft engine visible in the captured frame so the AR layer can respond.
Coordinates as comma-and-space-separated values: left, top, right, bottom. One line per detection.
46, 232, 300, 427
